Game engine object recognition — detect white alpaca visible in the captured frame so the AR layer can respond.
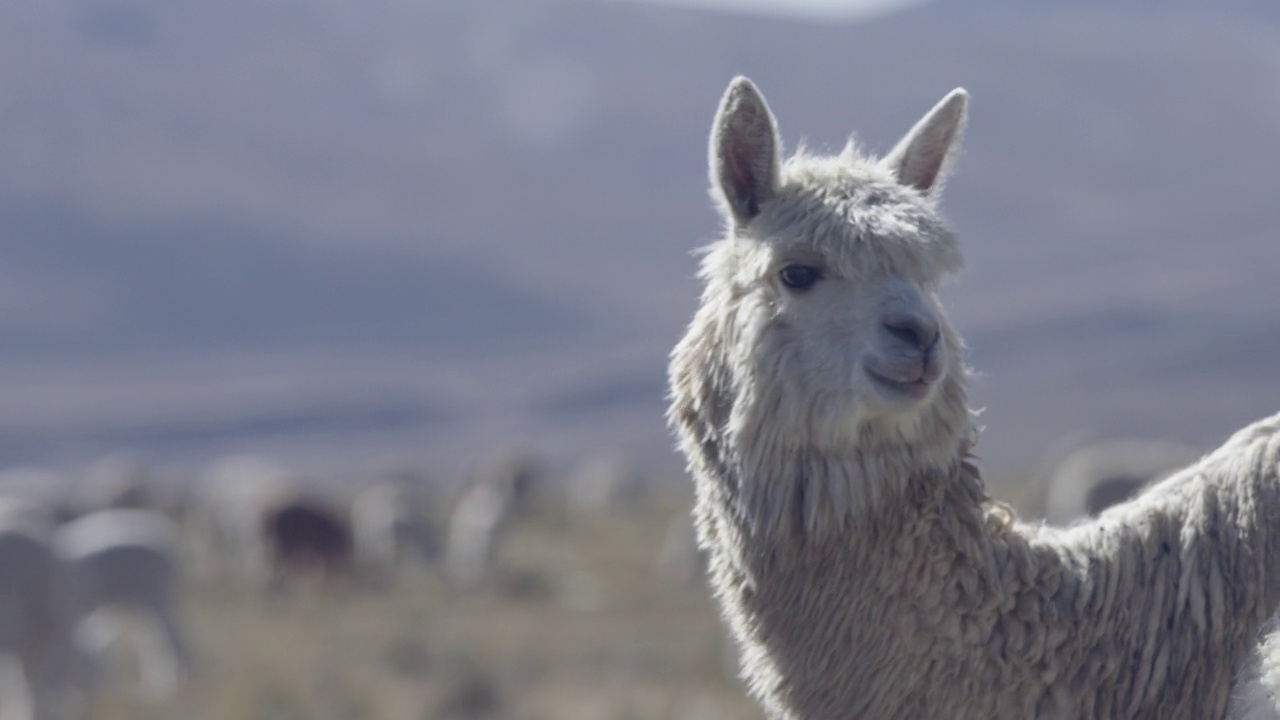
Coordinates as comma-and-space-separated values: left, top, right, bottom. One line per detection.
565, 452, 646, 514
0, 468, 75, 524
1034, 438, 1200, 525
444, 452, 536, 591
194, 455, 295, 585
668, 76, 1280, 720
53, 509, 192, 705
75, 453, 155, 516
444, 482, 513, 591
352, 481, 437, 583
654, 511, 705, 589
0, 501, 64, 720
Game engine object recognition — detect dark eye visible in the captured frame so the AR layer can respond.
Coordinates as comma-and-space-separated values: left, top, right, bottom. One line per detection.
778, 264, 821, 291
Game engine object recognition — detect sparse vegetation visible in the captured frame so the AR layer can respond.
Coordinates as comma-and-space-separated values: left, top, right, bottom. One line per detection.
83, 490, 761, 720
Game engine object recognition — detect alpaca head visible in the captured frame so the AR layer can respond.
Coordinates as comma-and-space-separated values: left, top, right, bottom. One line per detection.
671, 77, 973, 494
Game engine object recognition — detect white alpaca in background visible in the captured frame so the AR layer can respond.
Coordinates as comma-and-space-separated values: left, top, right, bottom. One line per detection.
0, 500, 64, 720
668, 75, 1280, 719
0, 468, 74, 524
53, 508, 192, 707
565, 452, 646, 515
194, 455, 295, 585
445, 479, 515, 592
352, 480, 437, 583
654, 511, 703, 589
1033, 437, 1200, 525
74, 453, 156, 517
444, 451, 537, 591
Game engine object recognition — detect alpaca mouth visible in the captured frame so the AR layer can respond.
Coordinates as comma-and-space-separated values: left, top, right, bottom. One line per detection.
865, 367, 933, 400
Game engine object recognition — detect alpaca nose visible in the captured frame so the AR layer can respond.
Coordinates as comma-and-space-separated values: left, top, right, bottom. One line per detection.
882, 313, 940, 351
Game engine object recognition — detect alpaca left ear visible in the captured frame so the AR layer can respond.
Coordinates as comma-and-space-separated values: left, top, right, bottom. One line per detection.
881, 88, 968, 196
709, 76, 781, 226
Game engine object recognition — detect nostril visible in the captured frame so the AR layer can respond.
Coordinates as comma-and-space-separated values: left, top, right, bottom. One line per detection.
882, 321, 919, 346
882, 315, 940, 351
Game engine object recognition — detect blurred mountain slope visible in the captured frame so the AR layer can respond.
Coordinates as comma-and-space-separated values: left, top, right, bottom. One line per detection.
1, 0, 1279, 476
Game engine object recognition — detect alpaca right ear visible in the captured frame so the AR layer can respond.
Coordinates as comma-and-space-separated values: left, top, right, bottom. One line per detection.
881, 88, 968, 197
709, 76, 781, 226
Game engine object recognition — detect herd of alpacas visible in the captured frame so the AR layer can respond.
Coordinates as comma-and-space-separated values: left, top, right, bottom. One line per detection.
0, 447, 648, 720
668, 76, 1280, 720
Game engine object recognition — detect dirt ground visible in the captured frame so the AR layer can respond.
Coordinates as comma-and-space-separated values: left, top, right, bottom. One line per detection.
83, 489, 763, 720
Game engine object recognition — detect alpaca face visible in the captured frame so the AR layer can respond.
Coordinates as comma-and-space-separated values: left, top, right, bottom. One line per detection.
692, 77, 969, 449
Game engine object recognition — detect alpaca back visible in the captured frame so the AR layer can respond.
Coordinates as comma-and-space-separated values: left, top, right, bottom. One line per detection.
54, 509, 180, 613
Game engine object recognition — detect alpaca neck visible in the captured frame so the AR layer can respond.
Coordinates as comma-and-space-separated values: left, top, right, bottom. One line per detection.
689, 373, 1018, 719
692, 398, 1006, 720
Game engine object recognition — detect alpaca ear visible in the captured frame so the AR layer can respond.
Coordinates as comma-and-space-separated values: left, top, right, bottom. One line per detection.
881, 88, 968, 196
710, 76, 781, 225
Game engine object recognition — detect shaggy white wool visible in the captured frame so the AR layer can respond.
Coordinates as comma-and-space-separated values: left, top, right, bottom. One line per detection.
1228, 618, 1280, 719
669, 76, 1280, 720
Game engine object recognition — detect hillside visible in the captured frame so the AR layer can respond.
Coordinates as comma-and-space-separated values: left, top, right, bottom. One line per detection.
2, 0, 1279, 480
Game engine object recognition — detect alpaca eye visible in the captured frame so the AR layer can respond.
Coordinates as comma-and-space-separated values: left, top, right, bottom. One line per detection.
779, 264, 821, 291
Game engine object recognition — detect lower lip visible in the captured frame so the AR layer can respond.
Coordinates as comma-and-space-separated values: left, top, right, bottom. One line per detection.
866, 370, 932, 399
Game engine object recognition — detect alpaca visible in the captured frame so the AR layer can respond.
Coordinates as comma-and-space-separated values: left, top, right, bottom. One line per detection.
444, 480, 515, 592
654, 510, 706, 589
0, 468, 76, 524
1033, 438, 1201, 525
352, 480, 438, 584
444, 451, 537, 592
260, 496, 354, 587
74, 453, 156, 517
565, 452, 646, 515
194, 455, 295, 585
0, 501, 66, 720
52, 508, 193, 706
668, 76, 1280, 720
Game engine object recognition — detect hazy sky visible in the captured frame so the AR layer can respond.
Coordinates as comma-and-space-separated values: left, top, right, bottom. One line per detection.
589, 0, 926, 21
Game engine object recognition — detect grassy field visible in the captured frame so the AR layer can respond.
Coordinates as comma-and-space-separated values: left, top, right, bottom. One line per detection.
83, 491, 763, 720
79, 463, 1041, 720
